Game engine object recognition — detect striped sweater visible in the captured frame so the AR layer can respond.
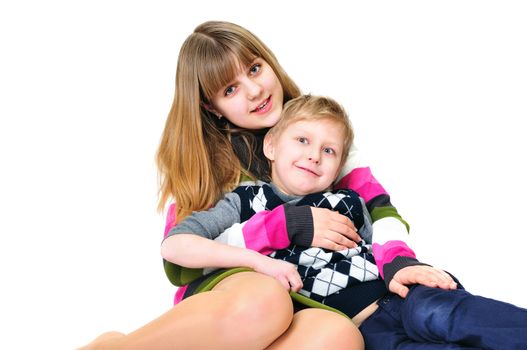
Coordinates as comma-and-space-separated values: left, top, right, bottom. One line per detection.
162, 145, 422, 304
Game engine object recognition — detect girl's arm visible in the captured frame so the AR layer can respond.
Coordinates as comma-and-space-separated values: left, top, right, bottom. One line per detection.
333, 145, 427, 289
209, 199, 360, 255
161, 234, 302, 291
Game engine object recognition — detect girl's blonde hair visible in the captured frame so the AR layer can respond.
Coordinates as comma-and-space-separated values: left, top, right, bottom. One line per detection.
267, 95, 354, 168
157, 21, 301, 219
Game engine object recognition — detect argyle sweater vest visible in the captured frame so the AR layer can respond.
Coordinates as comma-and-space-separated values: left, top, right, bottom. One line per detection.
233, 185, 381, 303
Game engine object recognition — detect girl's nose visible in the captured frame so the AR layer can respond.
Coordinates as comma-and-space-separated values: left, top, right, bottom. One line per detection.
246, 79, 263, 100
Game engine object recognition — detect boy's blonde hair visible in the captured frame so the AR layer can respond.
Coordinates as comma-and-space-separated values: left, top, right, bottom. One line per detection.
266, 95, 354, 167
156, 21, 301, 219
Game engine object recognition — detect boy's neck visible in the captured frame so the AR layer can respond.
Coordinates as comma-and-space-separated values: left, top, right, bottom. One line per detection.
270, 170, 291, 196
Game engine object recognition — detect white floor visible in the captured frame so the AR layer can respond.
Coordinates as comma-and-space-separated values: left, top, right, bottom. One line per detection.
1, 1, 526, 349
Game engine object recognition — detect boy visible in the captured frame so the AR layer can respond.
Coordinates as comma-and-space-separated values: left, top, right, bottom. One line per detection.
164, 95, 527, 349
164, 94, 388, 318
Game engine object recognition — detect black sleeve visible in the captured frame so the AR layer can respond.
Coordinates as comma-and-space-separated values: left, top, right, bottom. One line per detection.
382, 256, 430, 289
284, 205, 314, 247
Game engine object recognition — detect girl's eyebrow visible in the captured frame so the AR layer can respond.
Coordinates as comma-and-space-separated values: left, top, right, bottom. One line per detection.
217, 59, 261, 95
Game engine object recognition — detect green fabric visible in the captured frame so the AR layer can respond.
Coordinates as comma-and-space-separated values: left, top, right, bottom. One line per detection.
371, 205, 410, 232
163, 173, 258, 287
194, 267, 253, 293
239, 172, 254, 182
164, 260, 204, 286
191, 268, 349, 319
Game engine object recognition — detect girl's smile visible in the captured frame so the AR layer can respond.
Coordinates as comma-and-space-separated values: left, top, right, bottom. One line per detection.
251, 96, 272, 115
211, 59, 284, 130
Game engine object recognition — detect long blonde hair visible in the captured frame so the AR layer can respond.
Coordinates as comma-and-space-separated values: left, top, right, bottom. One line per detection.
157, 21, 301, 219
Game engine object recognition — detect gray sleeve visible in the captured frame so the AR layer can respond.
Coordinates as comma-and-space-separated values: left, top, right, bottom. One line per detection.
165, 192, 242, 240
358, 197, 373, 244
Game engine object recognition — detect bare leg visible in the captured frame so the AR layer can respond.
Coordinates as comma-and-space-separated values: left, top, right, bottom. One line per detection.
266, 308, 364, 350
77, 272, 294, 350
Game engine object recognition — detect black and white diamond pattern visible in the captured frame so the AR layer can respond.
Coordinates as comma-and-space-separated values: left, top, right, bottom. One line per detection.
237, 184, 379, 300
272, 242, 380, 300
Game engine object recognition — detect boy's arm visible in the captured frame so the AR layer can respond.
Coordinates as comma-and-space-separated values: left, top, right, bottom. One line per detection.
166, 192, 242, 240
162, 192, 243, 287
161, 234, 302, 291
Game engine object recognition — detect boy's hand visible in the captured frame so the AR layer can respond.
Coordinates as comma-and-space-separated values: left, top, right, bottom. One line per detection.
389, 265, 458, 298
310, 207, 361, 251
253, 255, 303, 292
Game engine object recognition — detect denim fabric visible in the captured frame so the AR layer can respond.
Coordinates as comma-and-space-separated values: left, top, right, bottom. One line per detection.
359, 285, 527, 350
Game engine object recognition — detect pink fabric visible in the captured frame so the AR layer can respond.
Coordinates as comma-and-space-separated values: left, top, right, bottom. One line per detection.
164, 202, 290, 305
164, 203, 177, 237
162, 203, 184, 305
173, 285, 188, 305
334, 167, 387, 202
372, 240, 416, 278
243, 206, 290, 255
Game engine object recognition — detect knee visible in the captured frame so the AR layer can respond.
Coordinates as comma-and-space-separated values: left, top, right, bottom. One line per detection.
294, 309, 364, 350
217, 273, 294, 342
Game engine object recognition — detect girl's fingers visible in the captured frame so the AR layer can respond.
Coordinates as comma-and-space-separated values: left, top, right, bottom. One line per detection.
330, 221, 361, 242
327, 230, 357, 248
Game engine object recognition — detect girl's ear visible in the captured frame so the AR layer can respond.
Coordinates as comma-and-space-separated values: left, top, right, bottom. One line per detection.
263, 133, 275, 161
200, 101, 222, 119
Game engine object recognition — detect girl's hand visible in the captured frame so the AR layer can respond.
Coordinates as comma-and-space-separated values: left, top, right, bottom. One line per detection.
389, 265, 458, 298
310, 207, 361, 251
252, 255, 303, 292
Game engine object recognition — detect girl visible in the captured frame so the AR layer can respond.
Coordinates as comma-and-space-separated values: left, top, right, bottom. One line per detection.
79, 21, 450, 350
165, 95, 527, 349
158, 20, 450, 308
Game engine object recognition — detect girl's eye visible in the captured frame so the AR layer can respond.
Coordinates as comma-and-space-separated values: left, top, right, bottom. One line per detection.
224, 86, 236, 96
249, 63, 261, 75
297, 137, 308, 144
323, 147, 335, 155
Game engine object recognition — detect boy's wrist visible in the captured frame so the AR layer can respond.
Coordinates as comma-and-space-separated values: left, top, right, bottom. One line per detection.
245, 249, 267, 270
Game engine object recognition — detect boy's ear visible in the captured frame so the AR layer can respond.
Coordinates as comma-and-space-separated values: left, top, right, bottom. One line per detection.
263, 134, 275, 161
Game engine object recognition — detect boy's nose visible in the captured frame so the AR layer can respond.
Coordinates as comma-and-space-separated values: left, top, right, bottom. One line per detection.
308, 156, 320, 164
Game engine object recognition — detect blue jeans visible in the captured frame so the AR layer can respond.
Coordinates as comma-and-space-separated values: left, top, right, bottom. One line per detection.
359, 285, 527, 350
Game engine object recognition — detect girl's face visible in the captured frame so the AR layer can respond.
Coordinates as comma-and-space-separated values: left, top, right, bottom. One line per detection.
264, 118, 345, 196
210, 58, 284, 130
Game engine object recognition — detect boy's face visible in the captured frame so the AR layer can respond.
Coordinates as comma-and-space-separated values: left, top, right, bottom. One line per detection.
264, 118, 345, 196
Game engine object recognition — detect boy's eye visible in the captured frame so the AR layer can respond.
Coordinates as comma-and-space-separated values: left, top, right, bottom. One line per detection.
249, 63, 261, 75
224, 86, 236, 96
297, 137, 308, 144
323, 147, 335, 155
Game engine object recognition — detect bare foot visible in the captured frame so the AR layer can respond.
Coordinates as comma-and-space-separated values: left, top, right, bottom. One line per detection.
76, 331, 125, 350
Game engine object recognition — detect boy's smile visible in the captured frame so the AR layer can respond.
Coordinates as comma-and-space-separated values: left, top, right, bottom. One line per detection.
264, 118, 345, 196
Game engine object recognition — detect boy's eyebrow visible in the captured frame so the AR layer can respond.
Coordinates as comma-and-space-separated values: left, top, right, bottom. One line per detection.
291, 126, 343, 148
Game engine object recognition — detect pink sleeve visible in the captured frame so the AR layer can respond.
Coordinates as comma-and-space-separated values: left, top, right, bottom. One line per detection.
163, 203, 177, 238
241, 205, 291, 255
372, 240, 417, 279
334, 167, 387, 202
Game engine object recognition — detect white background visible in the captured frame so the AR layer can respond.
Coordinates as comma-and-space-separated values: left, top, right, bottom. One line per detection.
1, 1, 526, 349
